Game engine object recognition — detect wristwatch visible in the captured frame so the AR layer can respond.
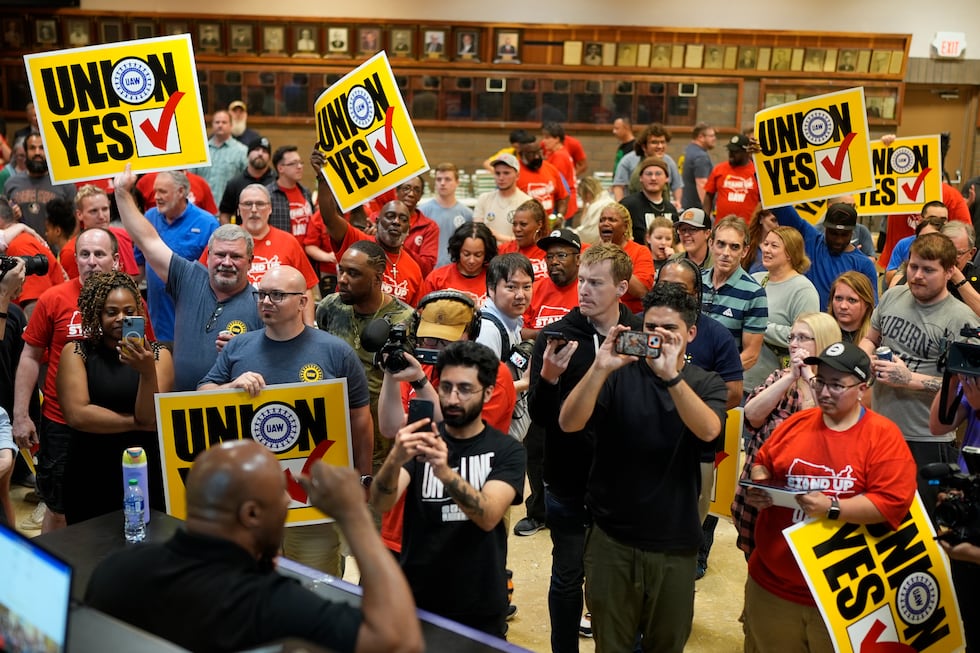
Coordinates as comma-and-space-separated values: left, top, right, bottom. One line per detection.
359, 474, 373, 489
409, 376, 428, 390
827, 496, 841, 520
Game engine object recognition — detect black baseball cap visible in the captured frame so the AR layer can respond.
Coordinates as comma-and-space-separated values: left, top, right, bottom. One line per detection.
825, 203, 858, 231
537, 228, 582, 251
804, 342, 870, 382
248, 137, 272, 154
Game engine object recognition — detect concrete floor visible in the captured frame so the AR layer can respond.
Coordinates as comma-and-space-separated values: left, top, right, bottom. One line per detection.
11, 482, 747, 652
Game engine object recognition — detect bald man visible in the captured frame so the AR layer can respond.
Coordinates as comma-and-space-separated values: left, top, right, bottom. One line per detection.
85, 440, 422, 653
198, 266, 372, 576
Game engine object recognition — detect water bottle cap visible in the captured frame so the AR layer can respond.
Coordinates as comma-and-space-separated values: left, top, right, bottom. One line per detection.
129, 478, 139, 485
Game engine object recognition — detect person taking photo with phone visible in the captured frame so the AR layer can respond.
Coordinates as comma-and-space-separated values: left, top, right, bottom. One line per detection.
56, 271, 173, 524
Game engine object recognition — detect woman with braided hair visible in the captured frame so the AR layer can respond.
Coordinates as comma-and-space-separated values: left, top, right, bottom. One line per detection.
56, 270, 173, 524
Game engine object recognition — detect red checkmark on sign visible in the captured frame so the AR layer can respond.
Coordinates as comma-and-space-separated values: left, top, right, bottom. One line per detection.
373, 106, 396, 165
139, 91, 184, 151
284, 436, 335, 504
820, 131, 857, 181
901, 167, 931, 201
859, 619, 915, 653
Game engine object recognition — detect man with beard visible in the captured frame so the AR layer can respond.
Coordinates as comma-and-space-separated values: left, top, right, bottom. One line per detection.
134, 169, 220, 342
516, 137, 568, 223
371, 340, 526, 638
526, 243, 639, 651
114, 164, 261, 391
619, 157, 679, 243
85, 440, 422, 653
228, 100, 261, 147
219, 137, 276, 225
613, 123, 683, 207
201, 184, 317, 325
3, 133, 75, 233
704, 134, 760, 223
860, 232, 980, 509
312, 149, 423, 306
199, 110, 247, 205
773, 202, 879, 309
316, 240, 416, 471
386, 176, 440, 278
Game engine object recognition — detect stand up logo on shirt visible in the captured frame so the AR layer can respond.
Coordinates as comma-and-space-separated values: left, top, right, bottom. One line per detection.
754, 87, 874, 208
314, 52, 428, 212
24, 34, 209, 184
251, 403, 301, 453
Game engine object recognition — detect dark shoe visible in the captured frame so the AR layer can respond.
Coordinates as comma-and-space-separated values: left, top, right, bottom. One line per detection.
513, 517, 546, 536
23, 490, 42, 505
696, 563, 707, 580
506, 604, 517, 620
579, 612, 593, 638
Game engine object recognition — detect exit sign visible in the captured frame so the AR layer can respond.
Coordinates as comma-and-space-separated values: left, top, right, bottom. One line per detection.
932, 32, 967, 58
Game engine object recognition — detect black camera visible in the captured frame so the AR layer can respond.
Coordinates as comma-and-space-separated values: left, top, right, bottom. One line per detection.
922, 446, 980, 545
377, 323, 413, 374
0, 254, 48, 280
944, 325, 980, 377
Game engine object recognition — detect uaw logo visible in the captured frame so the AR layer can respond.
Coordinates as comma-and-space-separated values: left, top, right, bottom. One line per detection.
299, 363, 324, 382
251, 402, 301, 453
225, 320, 248, 335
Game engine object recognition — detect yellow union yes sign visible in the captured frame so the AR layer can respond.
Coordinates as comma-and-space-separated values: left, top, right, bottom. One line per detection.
155, 381, 353, 526
25, 35, 208, 185
855, 135, 943, 216
314, 51, 428, 212
785, 495, 964, 653
754, 87, 875, 208
708, 407, 743, 519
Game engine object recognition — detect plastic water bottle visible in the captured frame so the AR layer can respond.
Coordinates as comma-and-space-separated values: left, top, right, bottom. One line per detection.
122, 447, 150, 524
124, 478, 146, 543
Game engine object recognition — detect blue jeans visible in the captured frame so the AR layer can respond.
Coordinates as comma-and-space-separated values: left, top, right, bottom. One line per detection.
545, 489, 590, 653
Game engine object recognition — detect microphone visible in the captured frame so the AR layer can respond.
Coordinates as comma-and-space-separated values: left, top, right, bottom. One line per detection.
360, 318, 391, 353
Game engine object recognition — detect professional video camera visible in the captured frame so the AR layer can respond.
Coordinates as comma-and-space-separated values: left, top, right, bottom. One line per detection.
360, 319, 421, 374
0, 254, 48, 283
921, 446, 980, 545
945, 325, 980, 377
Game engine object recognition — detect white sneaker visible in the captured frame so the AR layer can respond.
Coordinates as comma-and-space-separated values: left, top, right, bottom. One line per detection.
19, 501, 46, 531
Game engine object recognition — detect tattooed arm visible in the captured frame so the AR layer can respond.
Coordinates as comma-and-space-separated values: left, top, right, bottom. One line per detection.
871, 354, 942, 391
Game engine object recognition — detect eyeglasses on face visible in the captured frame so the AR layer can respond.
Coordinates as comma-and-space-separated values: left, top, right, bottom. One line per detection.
787, 333, 815, 344
808, 378, 862, 394
253, 290, 304, 303
437, 382, 484, 400
239, 201, 270, 210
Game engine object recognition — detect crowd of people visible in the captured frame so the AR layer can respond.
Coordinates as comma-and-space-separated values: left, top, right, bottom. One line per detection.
2, 102, 980, 653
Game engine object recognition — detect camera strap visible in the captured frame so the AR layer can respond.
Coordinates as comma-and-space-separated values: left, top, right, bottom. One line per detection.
938, 370, 964, 425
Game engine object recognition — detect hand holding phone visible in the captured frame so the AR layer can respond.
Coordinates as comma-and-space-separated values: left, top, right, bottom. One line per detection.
614, 330, 661, 358
407, 399, 435, 430
122, 315, 145, 346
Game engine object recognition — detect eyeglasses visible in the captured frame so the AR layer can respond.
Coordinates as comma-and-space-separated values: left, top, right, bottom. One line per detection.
808, 378, 863, 394
280, 160, 303, 167
545, 252, 576, 261
205, 304, 224, 332
437, 382, 484, 400
397, 185, 423, 196
239, 201, 270, 210
787, 333, 815, 344
956, 248, 975, 257
253, 290, 305, 303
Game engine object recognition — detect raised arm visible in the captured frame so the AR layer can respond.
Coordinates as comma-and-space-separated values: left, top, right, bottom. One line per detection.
114, 165, 175, 283
311, 148, 350, 244
300, 464, 423, 653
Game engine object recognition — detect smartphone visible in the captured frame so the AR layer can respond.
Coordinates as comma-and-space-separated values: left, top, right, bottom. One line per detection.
543, 329, 568, 352
122, 316, 145, 346
407, 398, 434, 429
615, 331, 661, 358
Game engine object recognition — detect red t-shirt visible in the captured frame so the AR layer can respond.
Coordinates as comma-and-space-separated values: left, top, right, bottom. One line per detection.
705, 161, 760, 223
545, 148, 578, 217
281, 184, 314, 239
8, 233, 65, 305
620, 239, 655, 314
59, 226, 140, 278
23, 279, 84, 423
403, 210, 439, 279
199, 227, 318, 288
419, 264, 488, 307
302, 211, 337, 275
563, 135, 587, 170
381, 362, 516, 552
498, 241, 548, 282
517, 161, 568, 215
332, 226, 422, 307
878, 183, 970, 266
136, 171, 218, 215
749, 408, 916, 606
524, 277, 579, 329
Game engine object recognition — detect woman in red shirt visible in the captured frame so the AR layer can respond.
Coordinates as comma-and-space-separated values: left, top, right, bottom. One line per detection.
499, 199, 548, 281
420, 222, 497, 308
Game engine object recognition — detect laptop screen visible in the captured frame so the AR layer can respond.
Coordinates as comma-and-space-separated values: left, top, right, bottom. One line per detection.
0, 522, 72, 653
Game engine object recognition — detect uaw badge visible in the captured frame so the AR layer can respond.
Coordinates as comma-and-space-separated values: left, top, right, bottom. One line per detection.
251, 403, 301, 453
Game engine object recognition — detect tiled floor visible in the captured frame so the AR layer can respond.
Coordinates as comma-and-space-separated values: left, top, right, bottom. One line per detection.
10, 484, 747, 652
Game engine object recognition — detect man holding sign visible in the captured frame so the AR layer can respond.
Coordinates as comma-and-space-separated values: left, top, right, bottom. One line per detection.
744, 342, 916, 653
